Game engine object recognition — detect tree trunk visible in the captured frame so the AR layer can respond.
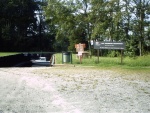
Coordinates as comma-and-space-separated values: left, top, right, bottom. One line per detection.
139, 0, 144, 56
139, 41, 142, 56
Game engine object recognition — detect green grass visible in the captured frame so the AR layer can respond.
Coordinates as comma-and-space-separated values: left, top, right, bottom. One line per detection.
0, 52, 19, 57
124, 55, 150, 67
54, 53, 150, 69
1, 52, 149, 69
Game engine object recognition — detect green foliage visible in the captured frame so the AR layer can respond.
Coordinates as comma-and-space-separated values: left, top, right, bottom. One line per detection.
44, 0, 91, 52
107, 50, 121, 57
0, 0, 39, 51
0, 0, 150, 55
124, 37, 139, 57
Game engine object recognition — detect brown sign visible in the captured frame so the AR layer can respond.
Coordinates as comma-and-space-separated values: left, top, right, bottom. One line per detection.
75, 43, 86, 52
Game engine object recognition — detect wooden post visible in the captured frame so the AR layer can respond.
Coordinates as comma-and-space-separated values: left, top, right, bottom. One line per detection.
121, 50, 123, 65
62, 52, 63, 64
79, 55, 82, 64
70, 52, 72, 64
78, 52, 82, 64
97, 49, 99, 63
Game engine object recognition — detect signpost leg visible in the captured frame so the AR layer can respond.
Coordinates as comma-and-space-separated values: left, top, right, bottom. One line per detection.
79, 55, 82, 64
121, 50, 123, 65
97, 49, 99, 63
62, 52, 63, 64
70, 52, 72, 64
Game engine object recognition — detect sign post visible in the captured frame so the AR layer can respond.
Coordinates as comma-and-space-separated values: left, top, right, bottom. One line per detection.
97, 49, 100, 63
94, 41, 125, 64
75, 43, 86, 64
121, 50, 123, 64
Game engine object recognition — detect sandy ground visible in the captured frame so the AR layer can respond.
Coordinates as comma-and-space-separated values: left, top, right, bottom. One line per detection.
0, 66, 150, 113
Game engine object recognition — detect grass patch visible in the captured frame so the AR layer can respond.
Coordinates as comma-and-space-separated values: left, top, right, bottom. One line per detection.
54, 53, 150, 69
0, 52, 19, 57
124, 55, 150, 67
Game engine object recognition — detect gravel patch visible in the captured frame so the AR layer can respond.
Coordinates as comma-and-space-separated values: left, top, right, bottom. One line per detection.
0, 67, 149, 113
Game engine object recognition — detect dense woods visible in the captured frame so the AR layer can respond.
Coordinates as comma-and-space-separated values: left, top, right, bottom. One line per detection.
0, 0, 54, 52
0, 0, 150, 56
0, 0, 38, 51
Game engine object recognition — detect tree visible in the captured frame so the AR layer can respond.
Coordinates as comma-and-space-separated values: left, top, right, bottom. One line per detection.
131, 0, 150, 56
44, 0, 92, 52
121, 0, 137, 56
90, 0, 124, 41
0, 0, 39, 51
44, 0, 150, 55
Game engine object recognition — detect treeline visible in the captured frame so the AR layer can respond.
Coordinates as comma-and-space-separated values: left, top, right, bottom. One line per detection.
0, 0, 55, 52
0, 0, 150, 57
44, 0, 150, 56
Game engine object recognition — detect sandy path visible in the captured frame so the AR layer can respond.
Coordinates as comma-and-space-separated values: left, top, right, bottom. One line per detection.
0, 67, 150, 113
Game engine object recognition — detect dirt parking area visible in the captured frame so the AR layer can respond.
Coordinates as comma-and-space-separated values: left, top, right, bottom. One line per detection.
0, 67, 150, 113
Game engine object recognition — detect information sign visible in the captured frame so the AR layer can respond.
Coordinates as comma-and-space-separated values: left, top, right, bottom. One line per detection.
94, 41, 125, 50
94, 41, 125, 64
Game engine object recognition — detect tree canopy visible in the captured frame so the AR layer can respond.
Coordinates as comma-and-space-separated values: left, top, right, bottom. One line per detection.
0, 0, 149, 56
0, 0, 40, 51
44, 0, 150, 56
